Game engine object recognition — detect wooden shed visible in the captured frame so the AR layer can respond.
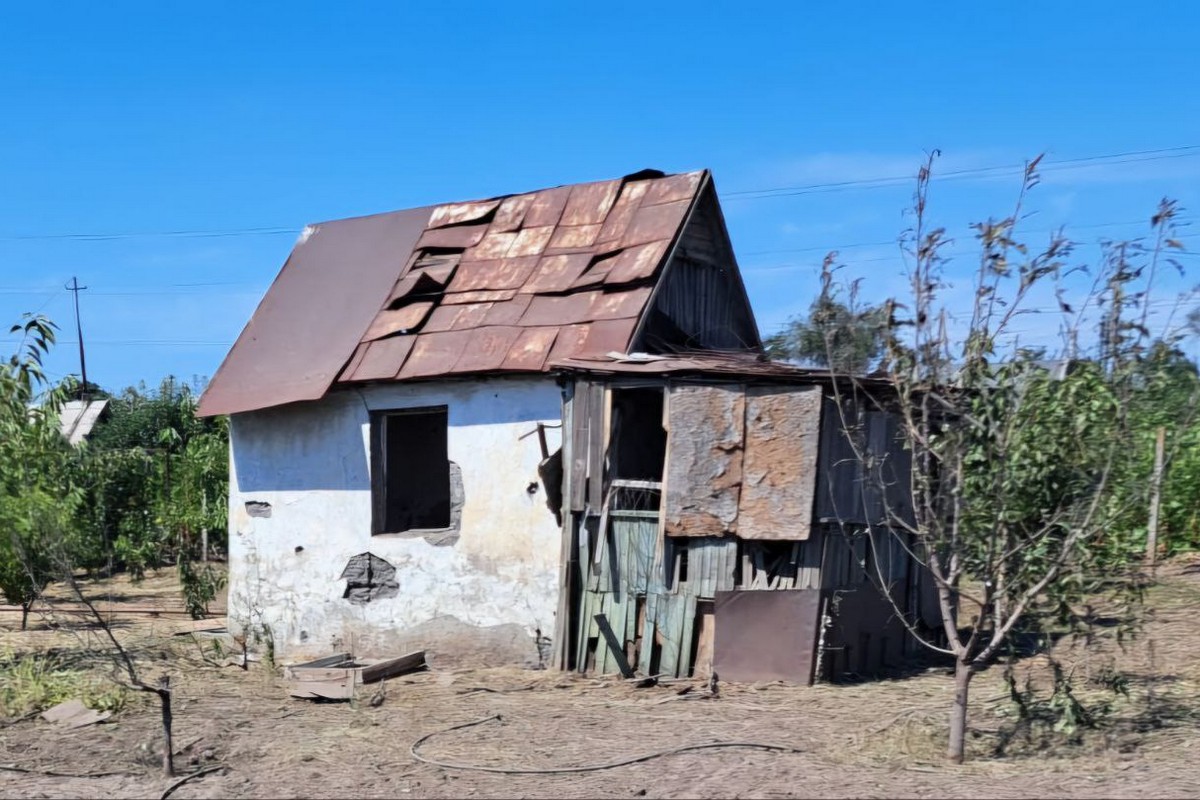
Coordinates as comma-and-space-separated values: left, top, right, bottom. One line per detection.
549, 354, 940, 683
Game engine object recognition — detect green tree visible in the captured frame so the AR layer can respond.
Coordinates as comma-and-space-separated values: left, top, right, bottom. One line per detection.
0, 316, 80, 628
766, 258, 885, 374
824, 156, 1191, 762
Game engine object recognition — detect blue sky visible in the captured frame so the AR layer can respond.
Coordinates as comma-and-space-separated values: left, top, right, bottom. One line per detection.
2, 2, 1199, 390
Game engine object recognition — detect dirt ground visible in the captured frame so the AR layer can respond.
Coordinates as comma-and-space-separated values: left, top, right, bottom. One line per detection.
1, 563, 1199, 800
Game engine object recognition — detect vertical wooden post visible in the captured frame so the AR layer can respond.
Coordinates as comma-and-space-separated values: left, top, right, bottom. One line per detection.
1147, 427, 1166, 566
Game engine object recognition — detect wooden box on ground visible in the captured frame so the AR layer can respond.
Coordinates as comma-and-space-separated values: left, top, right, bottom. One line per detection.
284, 651, 426, 700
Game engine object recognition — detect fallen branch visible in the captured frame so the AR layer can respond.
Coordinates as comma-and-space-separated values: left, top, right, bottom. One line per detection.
159, 765, 226, 800
409, 714, 802, 775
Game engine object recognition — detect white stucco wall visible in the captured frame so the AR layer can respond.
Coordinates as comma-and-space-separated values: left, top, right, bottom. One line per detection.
226, 376, 564, 665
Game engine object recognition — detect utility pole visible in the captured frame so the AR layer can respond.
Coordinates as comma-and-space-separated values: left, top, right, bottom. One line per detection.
65, 276, 89, 399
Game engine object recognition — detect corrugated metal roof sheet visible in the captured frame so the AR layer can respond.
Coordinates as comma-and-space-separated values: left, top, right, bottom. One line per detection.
199, 170, 708, 417
59, 399, 109, 446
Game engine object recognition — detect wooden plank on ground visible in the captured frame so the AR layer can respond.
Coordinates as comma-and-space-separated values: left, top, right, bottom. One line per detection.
594, 614, 634, 678
693, 602, 716, 679
360, 651, 426, 683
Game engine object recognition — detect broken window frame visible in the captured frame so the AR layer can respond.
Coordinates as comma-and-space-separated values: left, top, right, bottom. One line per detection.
370, 405, 453, 536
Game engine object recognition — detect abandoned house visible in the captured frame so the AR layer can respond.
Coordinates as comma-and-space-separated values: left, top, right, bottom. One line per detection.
198, 169, 936, 684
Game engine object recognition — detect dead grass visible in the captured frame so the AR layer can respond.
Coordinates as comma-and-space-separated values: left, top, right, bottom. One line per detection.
0, 562, 1197, 798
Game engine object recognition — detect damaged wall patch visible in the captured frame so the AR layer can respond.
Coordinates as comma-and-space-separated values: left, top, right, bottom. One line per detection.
340, 552, 399, 604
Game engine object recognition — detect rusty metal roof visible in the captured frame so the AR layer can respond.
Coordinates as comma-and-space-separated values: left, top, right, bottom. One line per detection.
340, 170, 706, 389
198, 170, 707, 417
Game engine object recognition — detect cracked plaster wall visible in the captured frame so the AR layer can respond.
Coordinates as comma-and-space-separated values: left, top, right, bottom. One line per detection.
225, 376, 563, 666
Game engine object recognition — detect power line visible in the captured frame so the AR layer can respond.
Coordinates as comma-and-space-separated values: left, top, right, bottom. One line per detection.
0, 144, 1197, 243
726, 145, 1200, 201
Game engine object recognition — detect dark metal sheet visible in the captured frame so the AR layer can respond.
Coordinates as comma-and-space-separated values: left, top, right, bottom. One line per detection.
713, 590, 821, 685
447, 257, 539, 292
561, 180, 621, 226
347, 335, 417, 382
521, 254, 592, 294
452, 325, 523, 373
361, 303, 435, 341
502, 327, 559, 371
197, 206, 433, 417
603, 241, 670, 285
619, 198, 692, 248
397, 330, 474, 379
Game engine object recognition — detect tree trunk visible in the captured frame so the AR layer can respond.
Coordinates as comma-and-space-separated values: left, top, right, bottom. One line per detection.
948, 658, 973, 763
158, 676, 174, 776
20, 602, 29, 631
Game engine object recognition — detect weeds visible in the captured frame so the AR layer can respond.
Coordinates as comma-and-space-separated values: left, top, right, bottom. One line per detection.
0, 649, 127, 717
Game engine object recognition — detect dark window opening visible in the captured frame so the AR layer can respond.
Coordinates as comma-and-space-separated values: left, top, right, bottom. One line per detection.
609, 388, 667, 482
371, 407, 451, 534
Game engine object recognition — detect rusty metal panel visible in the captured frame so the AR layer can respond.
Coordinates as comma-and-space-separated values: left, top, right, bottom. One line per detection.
506, 225, 555, 257
620, 198, 692, 248
347, 336, 416, 382
492, 194, 534, 232
385, 264, 457, 306
519, 291, 599, 327
361, 303, 435, 341
448, 257, 539, 292
428, 199, 500, 229
452, 326, 523, 373
415, 224, 487, 250
597, 180, 650, 244
642, 171, 704, 206
713, 590, 821, 685
523, 185, 571, 228
521, 253, 592, 294
482, 295, 532, 326
738, 386, 823, 541
545, 319, 635, 365
441, 289, 517, 305
467, 230, 519, 261
664, 384, 745, 537
422, 302, 493, 333
588, 286, 653, 320
561, 179, 620, 226
197, 206, 433, 417
548, 223, 601, 250
547, 323, 590, 364
502, 327, 559, 371
337, 341, 370, 383
397, 330, 474, 379
603, 241, 670, 285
